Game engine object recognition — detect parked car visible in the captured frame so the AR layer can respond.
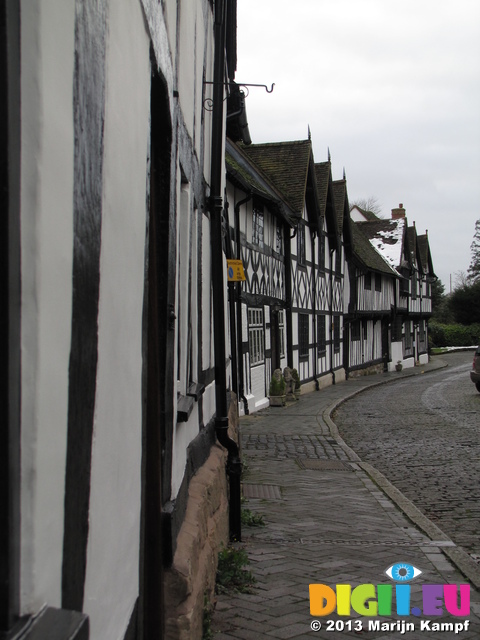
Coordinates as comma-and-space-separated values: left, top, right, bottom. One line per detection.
470, 346, 480, 392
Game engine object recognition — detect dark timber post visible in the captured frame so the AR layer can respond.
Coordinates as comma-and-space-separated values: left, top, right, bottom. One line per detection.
209, 0, 241, 542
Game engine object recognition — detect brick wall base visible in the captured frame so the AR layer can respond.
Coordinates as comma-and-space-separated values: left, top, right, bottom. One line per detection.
164, 398, 239, 639
349, 362, 384, 378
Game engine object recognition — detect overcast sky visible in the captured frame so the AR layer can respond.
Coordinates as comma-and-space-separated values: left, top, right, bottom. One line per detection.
236, 0, 480, 291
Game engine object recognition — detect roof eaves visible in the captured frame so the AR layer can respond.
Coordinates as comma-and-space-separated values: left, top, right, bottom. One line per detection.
226, 139, 296, 226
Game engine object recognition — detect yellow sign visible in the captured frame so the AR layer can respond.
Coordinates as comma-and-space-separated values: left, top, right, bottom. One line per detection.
227, 259, 246, 282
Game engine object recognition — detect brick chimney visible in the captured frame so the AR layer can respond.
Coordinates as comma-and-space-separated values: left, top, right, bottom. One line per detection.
391, 203, 406, 219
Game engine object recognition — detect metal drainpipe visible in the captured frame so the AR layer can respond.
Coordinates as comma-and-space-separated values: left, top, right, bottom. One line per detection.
329, 248, 336, 385
311, 232, 319, 391
209, 0, 241, 542
286, 228, 295, 367
225, 203, 238, 400
235, 194, 252, 414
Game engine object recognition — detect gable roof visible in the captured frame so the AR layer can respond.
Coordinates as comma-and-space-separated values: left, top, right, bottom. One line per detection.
350, 205, 380, 222
332, 179, 349, 235
314, 162, 331, 216
417, 233, 436, 277
226, 138, 295, 225
239, 139, 316, 219
350, 223, 399, 276
314, 162, 338, 243
357, 217, 406, 274
407, 225, 418, 267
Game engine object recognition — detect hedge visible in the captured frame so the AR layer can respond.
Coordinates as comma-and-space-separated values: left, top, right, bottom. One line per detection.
429, 322, 480, 348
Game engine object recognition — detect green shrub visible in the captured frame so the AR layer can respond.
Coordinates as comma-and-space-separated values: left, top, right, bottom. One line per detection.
202, 593, 214, 640
429, 321, 446, 347
216, 545, 255, 594
241, 507, 265, 527
269, 370, 286, 396
429, 322, 480, 347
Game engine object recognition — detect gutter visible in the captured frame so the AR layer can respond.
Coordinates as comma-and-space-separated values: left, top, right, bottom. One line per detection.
209, 0, 241, 542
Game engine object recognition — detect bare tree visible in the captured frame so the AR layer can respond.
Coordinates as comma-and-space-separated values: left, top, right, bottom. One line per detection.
350, 196, 383, 217
454, 270, 469, 289
467, 219, 480, 283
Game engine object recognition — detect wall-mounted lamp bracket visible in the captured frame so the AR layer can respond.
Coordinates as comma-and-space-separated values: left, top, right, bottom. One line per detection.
203, 81, 275, 111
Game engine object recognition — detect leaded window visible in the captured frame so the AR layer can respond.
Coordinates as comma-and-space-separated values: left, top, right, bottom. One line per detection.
419, 319, 425, 343
248, 308, 265, 366
351, 320, 361, 341
404, 321, 412, 350
412, 272, 418, 299
335, 245, 342, 275
299, 313, 309, 358
275, 219, 283, 254
365, 272, 371, 290
334, 316, 341, 352
297, 223, 306, 266
252, 207, 264, 248
317, 315, 326, 355
318, 233, 325, 270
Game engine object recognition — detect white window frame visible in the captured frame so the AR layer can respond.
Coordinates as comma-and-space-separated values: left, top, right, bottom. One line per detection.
248, 308, 265, 366
278, 309, 285, 358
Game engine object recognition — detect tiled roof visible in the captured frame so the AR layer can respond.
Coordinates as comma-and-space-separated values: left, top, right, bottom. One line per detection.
332, 180, 348, 234
417, 234, 428, 271
417, 233, 436, 276
226, 139, 296, 225
407, 226, 417, 264
314, 162, 331, 216
357, 218, 405, 272
351, 223, 398, 276
239, 140, 312, 216
353, 206, 379, 221
226, 151, 270, 199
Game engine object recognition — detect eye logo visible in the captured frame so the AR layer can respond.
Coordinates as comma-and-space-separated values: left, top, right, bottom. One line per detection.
385, 562, 422, 582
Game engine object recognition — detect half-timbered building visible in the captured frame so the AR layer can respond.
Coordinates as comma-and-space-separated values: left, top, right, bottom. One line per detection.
239, 140, 348, 391
2, 1, 243, 638
349, 204, 435, 371
345, 214, 398, 374
225, 139, 295, 412
313, 162, 344, 388
406, 225, 435, 364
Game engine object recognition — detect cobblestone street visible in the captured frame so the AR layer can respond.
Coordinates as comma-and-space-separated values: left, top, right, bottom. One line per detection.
334, 351, 480, 561
212, 355, 480, 639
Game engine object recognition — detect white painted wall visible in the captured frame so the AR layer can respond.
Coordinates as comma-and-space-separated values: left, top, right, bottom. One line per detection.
82, 3, 150, 638
19, 0, 75, 615
178, 0, 196, 136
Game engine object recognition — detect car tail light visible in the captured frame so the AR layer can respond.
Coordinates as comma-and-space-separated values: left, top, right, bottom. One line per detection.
474, 353, 478, 369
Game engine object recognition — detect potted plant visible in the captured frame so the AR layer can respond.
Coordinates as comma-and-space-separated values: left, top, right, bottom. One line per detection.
395, 360, 403, 372
292, 368, 301, 400
269, 369, 286, 407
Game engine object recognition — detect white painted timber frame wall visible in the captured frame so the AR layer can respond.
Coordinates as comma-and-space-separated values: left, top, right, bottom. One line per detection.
15, 0, 221, 637
19, 1, 151, 637
82, 2, 150, 637
20, 0, 76, 614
